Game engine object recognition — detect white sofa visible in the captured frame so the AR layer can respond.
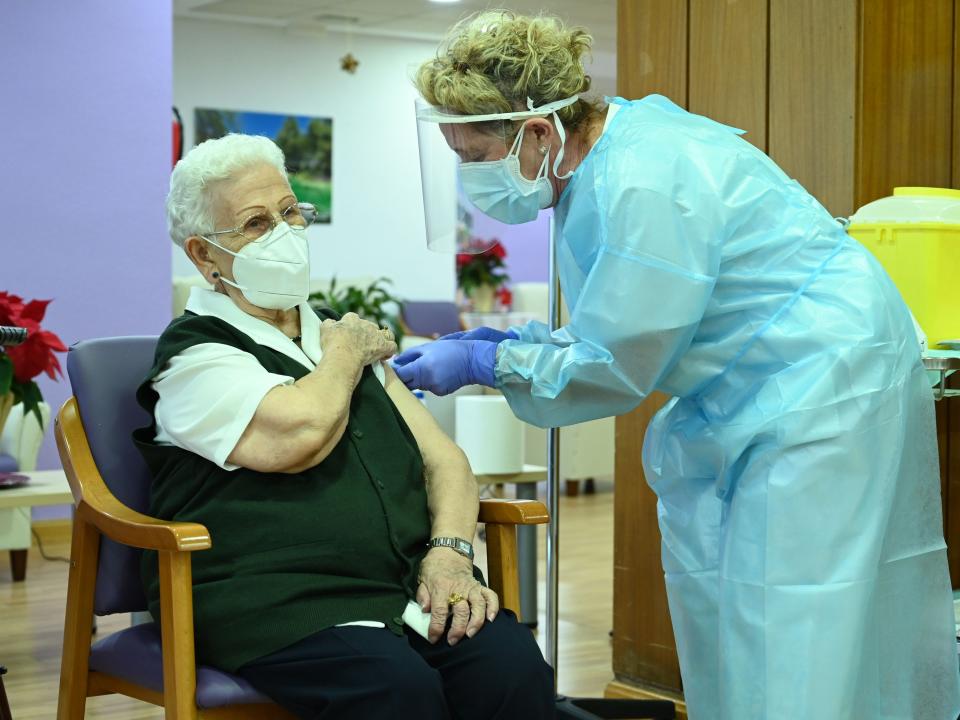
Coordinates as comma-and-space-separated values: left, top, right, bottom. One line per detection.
0, 402, 51, 553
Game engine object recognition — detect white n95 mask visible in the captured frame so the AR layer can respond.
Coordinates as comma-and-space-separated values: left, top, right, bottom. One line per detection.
205, 222, 310, 310
458, 124, 554, 225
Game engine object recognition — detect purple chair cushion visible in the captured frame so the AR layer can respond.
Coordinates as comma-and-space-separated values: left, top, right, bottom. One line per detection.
66, 337, 159, 615
0, 453, 17, 473
401, 301, 462, 338
89, 623, 272, 709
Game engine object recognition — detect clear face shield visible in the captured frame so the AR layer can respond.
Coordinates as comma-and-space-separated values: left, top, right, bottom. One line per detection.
415, 95, 579, 254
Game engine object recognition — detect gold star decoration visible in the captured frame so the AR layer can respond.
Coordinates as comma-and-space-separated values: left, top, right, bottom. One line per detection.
340, 52, 359, 74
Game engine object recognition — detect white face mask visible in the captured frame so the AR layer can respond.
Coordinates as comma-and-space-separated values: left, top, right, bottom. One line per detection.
205, 222, 310, 310
457, 108, 576, 226
459, 126, 554, 225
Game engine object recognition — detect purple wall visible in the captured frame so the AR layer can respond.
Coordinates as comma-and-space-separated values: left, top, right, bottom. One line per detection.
1, 1, 173, 474
469, 210, 552, 285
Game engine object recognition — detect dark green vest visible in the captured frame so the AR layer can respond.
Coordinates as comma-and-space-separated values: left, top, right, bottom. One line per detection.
134, 309, 430, 672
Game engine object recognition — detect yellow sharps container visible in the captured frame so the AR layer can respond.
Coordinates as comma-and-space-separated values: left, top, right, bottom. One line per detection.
848, 187, 960, 347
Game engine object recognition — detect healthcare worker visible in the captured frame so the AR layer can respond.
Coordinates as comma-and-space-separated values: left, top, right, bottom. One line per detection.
394, 10, 960, 720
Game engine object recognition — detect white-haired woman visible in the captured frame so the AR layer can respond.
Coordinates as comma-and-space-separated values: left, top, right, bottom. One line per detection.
133, 133, 555, 720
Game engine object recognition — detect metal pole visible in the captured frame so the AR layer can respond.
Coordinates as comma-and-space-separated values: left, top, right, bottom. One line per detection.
545, 215, 562, 680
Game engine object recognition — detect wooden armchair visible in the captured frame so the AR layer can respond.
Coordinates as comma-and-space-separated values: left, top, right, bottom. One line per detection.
54, 337, 548, 720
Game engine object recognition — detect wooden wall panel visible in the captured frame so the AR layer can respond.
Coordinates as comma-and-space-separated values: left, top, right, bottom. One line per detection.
688, 0, 768, 150
856, 0, 955, 208
612, 393, 678, 690
768, 0, 857, 218
613, 0, 690, 698
617, 0, 688, 105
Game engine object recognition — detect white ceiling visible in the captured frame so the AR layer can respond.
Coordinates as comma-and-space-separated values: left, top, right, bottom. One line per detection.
174, 0, 616, 50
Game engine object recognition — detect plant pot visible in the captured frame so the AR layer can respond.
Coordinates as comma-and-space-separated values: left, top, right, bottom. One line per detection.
0, 392, 14, 440
469, 284, 496, 313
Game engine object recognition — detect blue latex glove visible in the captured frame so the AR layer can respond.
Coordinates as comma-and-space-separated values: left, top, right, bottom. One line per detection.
392, 340, 498, 395
438, 327, 519, 343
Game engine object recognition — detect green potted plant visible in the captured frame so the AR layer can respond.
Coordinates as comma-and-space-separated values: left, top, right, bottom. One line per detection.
308, 277, 405, 344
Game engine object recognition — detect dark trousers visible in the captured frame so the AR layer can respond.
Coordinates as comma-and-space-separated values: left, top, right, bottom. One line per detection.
237, 610, 556, 720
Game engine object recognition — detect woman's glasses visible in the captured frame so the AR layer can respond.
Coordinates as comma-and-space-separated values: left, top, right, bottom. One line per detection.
206, 202, 317, 242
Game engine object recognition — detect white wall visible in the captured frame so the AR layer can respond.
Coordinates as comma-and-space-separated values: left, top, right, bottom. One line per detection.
173, 18, 616, 302
173, 18, 456, 300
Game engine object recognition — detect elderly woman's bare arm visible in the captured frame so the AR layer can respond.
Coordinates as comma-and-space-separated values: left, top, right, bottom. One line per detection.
226, 346, 361, 473
383, 364, 498, 646
227, 314, 396, 474
383, 363, 478, 540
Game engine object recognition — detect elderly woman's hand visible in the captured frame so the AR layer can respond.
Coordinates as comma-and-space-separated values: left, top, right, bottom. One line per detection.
416, 547, 499, 646
320, 313, 397, 366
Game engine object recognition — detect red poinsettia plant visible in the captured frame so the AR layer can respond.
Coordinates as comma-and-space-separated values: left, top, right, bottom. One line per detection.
456, 240, 510, 296
0, 292, 67, 425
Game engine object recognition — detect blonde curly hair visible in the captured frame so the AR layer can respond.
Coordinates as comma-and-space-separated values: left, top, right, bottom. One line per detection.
416, 10, 601, 132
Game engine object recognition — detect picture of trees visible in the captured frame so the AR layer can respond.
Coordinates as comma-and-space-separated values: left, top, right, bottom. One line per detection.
195, 108, 333, 223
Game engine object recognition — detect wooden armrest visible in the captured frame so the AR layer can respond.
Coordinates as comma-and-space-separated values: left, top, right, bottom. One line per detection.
74, 500, 211, 553
478, 498, 549, 525
56, 397, 211, 553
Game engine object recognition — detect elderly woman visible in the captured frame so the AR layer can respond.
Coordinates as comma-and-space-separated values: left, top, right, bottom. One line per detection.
133, 133, 555, 720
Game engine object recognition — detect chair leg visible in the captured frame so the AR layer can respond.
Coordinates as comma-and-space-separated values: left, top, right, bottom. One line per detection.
8, 550, 26, 582
565, 480, 580, 497
57, 516, 100, 720
158, 551, 200, 720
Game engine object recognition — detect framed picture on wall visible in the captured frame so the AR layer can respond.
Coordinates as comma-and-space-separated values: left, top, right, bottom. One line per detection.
195, 108, 333, 223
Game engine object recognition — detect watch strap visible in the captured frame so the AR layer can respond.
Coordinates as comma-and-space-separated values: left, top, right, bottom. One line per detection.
429, 536, 475, 560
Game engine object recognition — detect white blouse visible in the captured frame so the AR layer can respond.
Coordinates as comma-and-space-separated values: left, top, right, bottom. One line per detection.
153, 287, 384, 471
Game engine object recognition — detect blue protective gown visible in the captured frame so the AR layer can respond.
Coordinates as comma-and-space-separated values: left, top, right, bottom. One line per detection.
496, 96, 960, 719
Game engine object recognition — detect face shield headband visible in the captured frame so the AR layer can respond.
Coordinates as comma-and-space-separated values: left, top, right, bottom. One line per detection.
417, 94, 581, 180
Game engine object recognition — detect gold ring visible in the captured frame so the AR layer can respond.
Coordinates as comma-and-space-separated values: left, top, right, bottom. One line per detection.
446, 592, 466, 605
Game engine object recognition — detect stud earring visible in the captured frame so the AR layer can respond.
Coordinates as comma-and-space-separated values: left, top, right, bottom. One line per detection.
212, 271, 220, 279
539, 146, 548, 155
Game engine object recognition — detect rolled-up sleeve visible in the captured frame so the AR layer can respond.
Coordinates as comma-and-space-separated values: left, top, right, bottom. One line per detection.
153, 343, 295, 470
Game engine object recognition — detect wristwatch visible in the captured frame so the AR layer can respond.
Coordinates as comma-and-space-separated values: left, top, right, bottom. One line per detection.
428, 536, 475, 561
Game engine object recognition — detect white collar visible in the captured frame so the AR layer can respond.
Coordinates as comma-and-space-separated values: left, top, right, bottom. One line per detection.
184, 286, 321, 371
602, 102, 622, 134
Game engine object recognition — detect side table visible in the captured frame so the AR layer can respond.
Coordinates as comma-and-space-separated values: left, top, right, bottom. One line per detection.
0, 469, 73, 581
